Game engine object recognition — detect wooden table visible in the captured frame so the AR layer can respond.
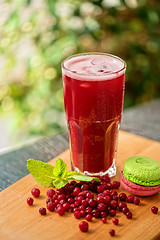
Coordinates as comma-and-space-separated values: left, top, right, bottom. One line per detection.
0, 99, 159, 191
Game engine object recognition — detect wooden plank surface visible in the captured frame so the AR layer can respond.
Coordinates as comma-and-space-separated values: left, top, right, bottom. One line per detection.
0, 131, 160, 240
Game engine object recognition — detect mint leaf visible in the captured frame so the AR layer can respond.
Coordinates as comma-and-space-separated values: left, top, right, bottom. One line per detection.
53, 158, 67, 178
66, 171, 79, 177
66, 174, 100, 182
27, 159, 55, 187
53, 178, 68, 189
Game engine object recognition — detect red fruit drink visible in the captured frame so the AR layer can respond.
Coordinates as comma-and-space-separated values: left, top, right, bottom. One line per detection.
62, 53, 126, 176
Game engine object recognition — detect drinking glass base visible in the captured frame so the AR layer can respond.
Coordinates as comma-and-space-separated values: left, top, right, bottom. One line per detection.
72, 159, 116, 178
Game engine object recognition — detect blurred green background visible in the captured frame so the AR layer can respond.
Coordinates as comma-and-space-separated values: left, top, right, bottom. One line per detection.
0, 0, 160, 148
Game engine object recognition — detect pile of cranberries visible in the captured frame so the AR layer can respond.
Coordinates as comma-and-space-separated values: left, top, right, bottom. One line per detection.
27, 175, 159, 236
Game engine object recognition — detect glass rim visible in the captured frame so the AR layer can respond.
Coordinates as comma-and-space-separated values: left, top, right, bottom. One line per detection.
61, 52, 127, 77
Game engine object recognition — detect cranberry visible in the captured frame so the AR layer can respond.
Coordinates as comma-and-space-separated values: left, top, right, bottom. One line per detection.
103, 190, 111, 196
63, 202, 70, 212
67, 198, 74, 204
79, 205, 85, 211
82, 199, 88, 207
151, 206, 158, 214
73, 187, 81, 196
126, 195, 134, 203
119, 193, 127, 202
112, 218, 119, 225
118, 202, 127, 211
100, 211, 107, 218
81, 184, 89, 191
79, 221, 88, 232
126, 211, 132, 219
74, 211, 81, 219
92, 209, 100, 218
103, 196, 111, 205
98, 203, 107, 212
56, 206, 65, 215
106, 183, 114, 190
39, 207, 46, 215
31, 188, 40, 198
56, 188, 64, 195
47, 202, 55, 212
27, 197, 34, 206
46, 198, 53, 204
102, 217, 107, 223
112, 195, 118, 201
109, 229, 115, 236
54, 199, 60, 205
88, 199, 97, 208
74, 201, 80, 207
80, 210, 86, 217
85, 214, 92, 221
110, 190, 118, 196
134, 197, 140, 205
122, 207, 129, 215
97, 185, 105, 193
97, 196, 104, 204
86, 192, 94, 199
73, 207, 79, 212
52, 195, 57, 201
85, 206, 92, 214
77, 196, 84, 204
70, 204, 75, 212
46, 189, 55, 198
110, 209, 116, 217
110, 200, 118, 210
102, 175, 110, 183
113, 181, 120, 189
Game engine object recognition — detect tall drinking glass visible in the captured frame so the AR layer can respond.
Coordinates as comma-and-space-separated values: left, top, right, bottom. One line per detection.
62, 53, 126, 177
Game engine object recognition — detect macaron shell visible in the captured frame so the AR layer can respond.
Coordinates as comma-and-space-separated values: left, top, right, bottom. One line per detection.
120, 172, 160, 196
123, 156, 160, 186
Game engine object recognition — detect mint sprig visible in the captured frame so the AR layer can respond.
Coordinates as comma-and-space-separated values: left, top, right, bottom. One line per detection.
27, 158, 100, 189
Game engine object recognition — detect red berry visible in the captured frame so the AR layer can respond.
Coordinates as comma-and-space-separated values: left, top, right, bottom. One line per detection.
39, 207, 46, 215
46, 198, 53, 204
79, 205, 85, 211
67, 198, 74, 204
79, 221, 88, 232
86, 192, 94, 199
97, 196, 104, 204
134, 197, 140, 205
98, 203, 107, 212
74, 211, 81, 219
85, 214, 92, 221
27, 197, 34, 206
82, 199, 88, 207
118, 202, 127, 211
31, 188, 40, 198
73, 187, 81, 196
102, 176, 110, 183
103, 190, 111, 196
46, 189, 55, 198
119, 193, 127, 202
122, 207, 129, 215
63, 202, 70, 212
47, 202, 55, 212
81, 184, 89, 191
151, 206, 158, 214
80, 210, 86, 217
97, 185, 105, 193
126, 211, 132, 219
101, 217, 107, 223
106, 183, 114, 190
110, 209, 116, 217
109, 229, 115, 236
85, 206, 92, 214
88, 199, 97, 208
56, 206, 65, 215
127, 195, 135, 203
92, 209, 100, 218
101, 211, 108, 218
112, 218, 119, 225
113, 181, 120, 189
103, 196, 111, 205
110, 200, 118, 210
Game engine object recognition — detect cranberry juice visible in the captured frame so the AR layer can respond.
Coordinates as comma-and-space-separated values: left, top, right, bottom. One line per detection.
62, 53, 126, 176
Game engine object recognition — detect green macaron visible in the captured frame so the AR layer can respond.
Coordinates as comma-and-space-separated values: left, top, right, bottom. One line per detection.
123, 156, 160, 186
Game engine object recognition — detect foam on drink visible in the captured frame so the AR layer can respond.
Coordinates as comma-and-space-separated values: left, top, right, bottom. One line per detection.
63, 53, 125, 81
